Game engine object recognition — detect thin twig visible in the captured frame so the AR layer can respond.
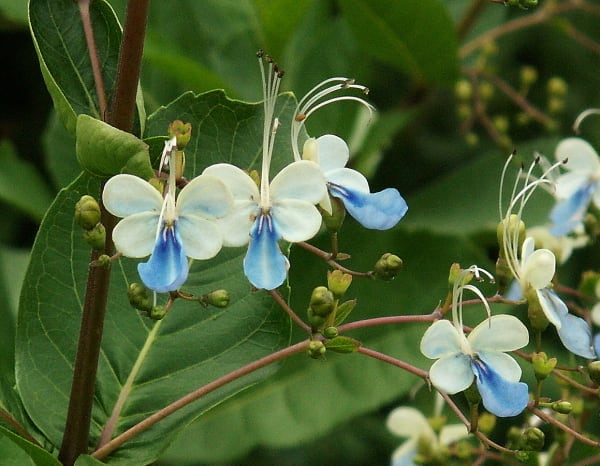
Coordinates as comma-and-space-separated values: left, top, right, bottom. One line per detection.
529, 405, 600, 448
296, 241, 372, 277
268, 289, 311, 333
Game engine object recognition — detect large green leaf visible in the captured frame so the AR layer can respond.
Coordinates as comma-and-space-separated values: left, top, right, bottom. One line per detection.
15, 91, 299, 464
0, 425, 60, 466
160, 225, 493, 463
338, 0, 458, 85
28, 0, 144, 136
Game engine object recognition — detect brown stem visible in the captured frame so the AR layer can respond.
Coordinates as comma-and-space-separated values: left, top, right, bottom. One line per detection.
337, 311, 441, 333
456, 0, 488, 40
0, 408, 42, 447
529, 404, 600, 448
91, 341, 309, 461
268, 289, 311, 333
356, 346, 428, 379
296, 241, 372, 278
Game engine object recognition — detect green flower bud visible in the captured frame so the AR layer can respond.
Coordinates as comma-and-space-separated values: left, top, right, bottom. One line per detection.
448, 263, 472, 290
205, 289, 230, 308
309, 286, 335, 317
520, 66, 538, 86
83, 223, 106, 251
454, 440, 473, 460
551, 400, 572, 415
75, 195, 101, 230
587, 360, 600, 385
465, 132, 479, 147
373, 253, 403, 281
521, 427, 545, 451
525, 288, 550, 331
531, 352, 557, 380
94, 254, 112, 268
477, 412, 496, 434
492, 115, 510, 134
150, 305, 166, 320
478, 81, 495, 101
322, 326, 338, 339
307, 308, 328, 330
167, 120, 192, 148
320, 196, 346, 232
521, 0, 538, 7
128, 282, 153, 312
327, 270, 352, 298
547, 96, 565, 115
307, 340, 326, 359
454, 79, 472, 101
547, 77, 567, 97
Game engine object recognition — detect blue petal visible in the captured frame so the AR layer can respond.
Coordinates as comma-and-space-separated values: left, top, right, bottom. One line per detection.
593, 333, 600, 358
470, 357, 528, 417
556, 312, 596, 359
550, 183, 594, 236
244, 213, 288, 290
138, 225, 188, 292
328, 184, 408, 230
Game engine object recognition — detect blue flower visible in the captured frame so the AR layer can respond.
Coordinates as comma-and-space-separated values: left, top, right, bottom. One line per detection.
549, 138, 600, 236
102, 137, 233, 292
420, 267, 529, 417
203, 54, 327, 290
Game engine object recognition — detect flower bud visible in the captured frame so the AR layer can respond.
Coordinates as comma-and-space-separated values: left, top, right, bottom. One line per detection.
75, 195, 101, 230
531, 351, 557, 380
373, 253, 403, 281
309, 286, 335, 317
492, 115, 509, 135
497, 214, 525, 256
128, 282, 153, 312
547, 77, 567, 97
94, 254, 111, 268
320, 196, 346, 232
167, 120, 192, 148
477, 412, 496, 434
307, 340, 326, 359
521, 427, 545, 451
322, 326, 338, 339
520, 66, 538, 87
551, 400, 572, 415
454, 440, 473, 460
150, 305, 166, 320
327, 270, 352, 298
454, 79, 472, 101
205, 289, 230, 308
525, 288, 550, 331
83, 223, 106, 251
587, 360, 600, 385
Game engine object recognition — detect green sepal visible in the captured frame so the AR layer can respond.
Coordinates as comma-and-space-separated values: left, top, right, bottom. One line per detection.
76, 114, 154, 179
333, 299, 357, 326
324, 336, 360, 353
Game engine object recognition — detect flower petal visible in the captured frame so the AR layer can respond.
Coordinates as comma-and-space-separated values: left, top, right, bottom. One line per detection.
315, 134, 350, 173
536, 287, 567, 328
177, 174, 232, 218
470, 358, 529, 417
270, 160, 327, 204
215, 200, 257, 247
177, 215, 223, 260
554, 171, 594, 200
326, 166, 370, 193
102, 174, 163, 218
243, 213, 288, 290
420, 320, 463, 359
468, 315, 529, 353
439, 424, 468, 447
428, 353, 473, 394
477, 351, 522, 382
328, 184, 408, 230
386, 407, 431, 439
555, 137, 600, 172
203, 163, 259, 201
112, 212, 159, 258
271, 199, 322, 243
555, 312, 596, 359
549, 183, 594, 236
522, 246, 555, 290
138, 226, 188, 292
390, 439, 418, 466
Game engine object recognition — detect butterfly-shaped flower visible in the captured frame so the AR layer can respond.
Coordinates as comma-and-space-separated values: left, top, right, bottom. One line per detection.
421, 266, 530, 417
549, 138, 600, 236
290, 78, 407, 230
499, 155, 596, 358
204, 53, 327, 290
102, 137, 233, 292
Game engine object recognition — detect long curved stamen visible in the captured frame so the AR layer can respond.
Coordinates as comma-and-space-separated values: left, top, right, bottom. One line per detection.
573, 108, 600, 134
291, 77, 375, 160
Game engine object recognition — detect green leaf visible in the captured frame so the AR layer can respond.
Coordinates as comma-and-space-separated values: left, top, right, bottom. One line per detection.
28, 0, 144, 136
43, 112, 81, 189
324, 336, 360, 353
0, 0, 27, 25
0, 425, 60, 466
0, 140, 53, 222
75, 115, 154, 179
74, 455, 109, 466
338, 0, 458, 85
16, 91, 299, 464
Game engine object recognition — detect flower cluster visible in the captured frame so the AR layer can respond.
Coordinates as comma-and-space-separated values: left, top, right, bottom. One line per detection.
101, 53, 408, 293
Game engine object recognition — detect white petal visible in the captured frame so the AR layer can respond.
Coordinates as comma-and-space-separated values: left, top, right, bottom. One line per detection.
439, 424, 468, 446
420, 320, 462, 359
522, 248, 555, 289
270, 161, 327, 204
271, 200, 322, 243
386, 407, 431, 439
536, 287, 567, 327
203, 163, 259, 201
112, 212, 159, 257
316, 134, 350, 173
216, 201, 258, 247
326, 167, 370, 193
177, 215, 223, 260
476, 351, 522, 383
177, 174, 232, 218
429, 353, 474, 394
102, 174, 163, 218
469, 315, 529, 353
555, 137, 600, 172
554, 172, 594, 200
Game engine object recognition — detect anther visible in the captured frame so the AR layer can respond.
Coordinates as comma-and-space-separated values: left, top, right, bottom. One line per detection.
256, 49, 264, 58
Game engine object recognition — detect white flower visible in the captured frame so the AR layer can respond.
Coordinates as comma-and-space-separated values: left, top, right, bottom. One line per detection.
203, 53, 327, 290
102, 137, 232, 292
420, 266, 530, 417
499, 155, 596, 358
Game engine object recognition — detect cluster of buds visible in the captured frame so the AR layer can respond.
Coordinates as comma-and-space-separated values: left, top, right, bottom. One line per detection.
74, 195, 105, 250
